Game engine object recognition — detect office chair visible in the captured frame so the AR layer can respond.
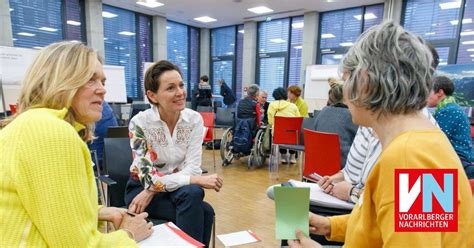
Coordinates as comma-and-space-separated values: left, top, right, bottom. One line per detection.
129, 103, 151, 120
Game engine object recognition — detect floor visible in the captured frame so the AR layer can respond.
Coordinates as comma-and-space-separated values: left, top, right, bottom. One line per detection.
200, 145, 302, 248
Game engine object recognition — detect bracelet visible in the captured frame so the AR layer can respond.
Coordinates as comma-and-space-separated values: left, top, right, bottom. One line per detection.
123, 228, 135, 241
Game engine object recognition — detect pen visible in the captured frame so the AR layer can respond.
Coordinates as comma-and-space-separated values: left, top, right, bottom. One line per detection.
127, 212, 152, 223
309, 172, 335, 186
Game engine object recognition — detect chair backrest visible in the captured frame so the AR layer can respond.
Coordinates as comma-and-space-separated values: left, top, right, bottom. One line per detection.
470, 179, 474, 195
303, 129, 341, 179
273, 116, 304, 145
109, 103, 122, 121
129, 103, 151, 120
313, 110, 321, 119
9, 104, 17, 115
104, 137, 133, 207
197, 106, 213, 113
215, 107, 235, 127
299, 117, 316, 145
107, 126, 129, 138
200, 112, 215, 128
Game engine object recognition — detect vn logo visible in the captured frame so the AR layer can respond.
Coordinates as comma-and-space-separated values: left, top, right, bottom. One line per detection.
395, 169, 458, 232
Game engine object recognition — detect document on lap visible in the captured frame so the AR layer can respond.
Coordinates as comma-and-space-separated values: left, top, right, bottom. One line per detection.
138, 222, 204, 247
288, 179, 355, 210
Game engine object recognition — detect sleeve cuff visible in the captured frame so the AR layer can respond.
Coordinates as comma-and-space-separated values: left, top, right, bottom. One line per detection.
326, 215, 349, 242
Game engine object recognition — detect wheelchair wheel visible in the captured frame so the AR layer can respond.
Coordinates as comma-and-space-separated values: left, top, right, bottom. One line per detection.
248, 128, 266, 168
220, 127, 234, 166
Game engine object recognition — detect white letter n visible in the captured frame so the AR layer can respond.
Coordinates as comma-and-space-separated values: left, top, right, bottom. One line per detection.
399, 173, 421, 212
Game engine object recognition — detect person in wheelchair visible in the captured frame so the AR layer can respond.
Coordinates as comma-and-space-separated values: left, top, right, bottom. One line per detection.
232, 84, 261, 154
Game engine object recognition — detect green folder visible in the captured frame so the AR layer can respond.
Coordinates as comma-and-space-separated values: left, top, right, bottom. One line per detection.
274, 186, 310, 240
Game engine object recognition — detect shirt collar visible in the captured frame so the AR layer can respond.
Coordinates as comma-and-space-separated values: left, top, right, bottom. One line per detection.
56, 107, 86, 132
151, 105, 190, 124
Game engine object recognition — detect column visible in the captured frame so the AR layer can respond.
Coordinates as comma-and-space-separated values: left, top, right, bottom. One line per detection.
152, 15, 167, 61
242, 21, 257, 96
84, 0, 105, 58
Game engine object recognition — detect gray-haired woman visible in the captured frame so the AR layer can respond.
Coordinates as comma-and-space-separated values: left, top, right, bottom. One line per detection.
289, 21, 474, 248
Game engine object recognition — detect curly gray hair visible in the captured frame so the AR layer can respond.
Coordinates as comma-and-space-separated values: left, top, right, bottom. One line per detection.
341, 21, 434, 116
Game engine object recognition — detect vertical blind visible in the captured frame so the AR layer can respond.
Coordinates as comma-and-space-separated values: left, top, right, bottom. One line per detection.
211, 26, 236, 95
103, 5, 152, 100
319, 4, 384, 65
189, 27, 200, 96
403, 0, 474, 64
10, 0, 85, 48
167, 21, 189, 93
235, 24, 244, 100
288, 16, 304, 86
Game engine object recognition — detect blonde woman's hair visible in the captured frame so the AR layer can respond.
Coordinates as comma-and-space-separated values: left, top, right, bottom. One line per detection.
327, 77, 344, 105
1, 42, 100, 141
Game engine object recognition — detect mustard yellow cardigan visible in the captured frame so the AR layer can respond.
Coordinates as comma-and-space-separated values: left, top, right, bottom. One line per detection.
0, 108, 136, 247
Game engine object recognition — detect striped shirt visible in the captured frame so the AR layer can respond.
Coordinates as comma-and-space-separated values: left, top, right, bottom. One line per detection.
342, 108, 438, 187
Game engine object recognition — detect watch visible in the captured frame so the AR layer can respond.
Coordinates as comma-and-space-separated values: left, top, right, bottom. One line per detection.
349, 186, 361, 203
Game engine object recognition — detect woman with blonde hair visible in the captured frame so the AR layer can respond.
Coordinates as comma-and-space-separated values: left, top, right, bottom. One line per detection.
0, 42, 151, 247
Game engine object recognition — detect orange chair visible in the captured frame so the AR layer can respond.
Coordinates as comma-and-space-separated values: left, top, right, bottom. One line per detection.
9, 104, 17, 115
302, 129, 341, 182
269, 116, 304, 177
200, 112, 216, 170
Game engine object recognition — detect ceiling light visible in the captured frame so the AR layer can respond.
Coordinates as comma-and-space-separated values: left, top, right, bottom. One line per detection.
321, 49, 332, 52
194, 16, 217, 23
118, 31, 136, 36
17, 32, 35, 37
292, 22, 304, 29
67, 20, 81, 26
136, 0, 164, 8
247, 6, 274, 14
425, 32, 436, 36
439, 62, 448, 65
333, 55, 343, 59
462, 40, 474, 45
238, 30, 245, 34
467, 48, 474, 52
166, 26, 171, 29
39, 27, 58, 32
103, 37, 108, 40
33, 46, 43, 49
461, 31, 474, 36
470, 54, 474, 57
9, 8, 13, 11
439, 1, 461, 10
102, 11, 118, 18
270, 38, 286, 43
12, 38, 17, 41
451, 18, 472, 25
321, 33, 335, 38
354, 13, 377, 21
294, 45, 302, 49
339, 42, 354, 47
70, 40, 80, 43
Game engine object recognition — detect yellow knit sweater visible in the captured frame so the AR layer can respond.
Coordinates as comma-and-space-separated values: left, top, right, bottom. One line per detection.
327, 130, 474, 247
0, 108, 136, 247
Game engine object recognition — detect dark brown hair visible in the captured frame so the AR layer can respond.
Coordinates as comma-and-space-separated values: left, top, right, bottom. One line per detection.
144, 60, 182, 104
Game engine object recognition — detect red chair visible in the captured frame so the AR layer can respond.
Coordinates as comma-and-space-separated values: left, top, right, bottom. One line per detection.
302, 129, 341, 182
9, 104, 17, 115
200, 112, 216, 170
269, 116, 304, 177
469, 179, 474, 195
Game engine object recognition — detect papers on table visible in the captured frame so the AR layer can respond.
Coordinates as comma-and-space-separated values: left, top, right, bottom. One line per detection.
274, 186, 310, 240
288, 179, 355, 210
217, 230, 261, 247
138, 222, 204, 247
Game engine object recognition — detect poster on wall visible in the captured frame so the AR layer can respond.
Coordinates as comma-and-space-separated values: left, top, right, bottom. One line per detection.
436, 64, 474, 108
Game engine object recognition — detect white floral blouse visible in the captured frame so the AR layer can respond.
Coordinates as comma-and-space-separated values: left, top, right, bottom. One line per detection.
128, 106, 204, 192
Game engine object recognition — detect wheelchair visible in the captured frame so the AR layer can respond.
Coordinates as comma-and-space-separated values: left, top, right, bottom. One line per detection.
220, 124, 269, 168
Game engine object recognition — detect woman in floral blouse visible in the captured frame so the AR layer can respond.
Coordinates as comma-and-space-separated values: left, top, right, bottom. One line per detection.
125, 60, 223, 246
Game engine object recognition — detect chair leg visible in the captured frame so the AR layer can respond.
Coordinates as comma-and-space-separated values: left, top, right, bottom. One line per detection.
212, 215, 216, 248
212, 129, 216, 171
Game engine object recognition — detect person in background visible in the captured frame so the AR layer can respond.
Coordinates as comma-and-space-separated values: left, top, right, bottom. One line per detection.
267, 87, 300, 164
126, 61, 222, 247
88, 100, 118, 172
195, 75, 212, 108
313, 78, 358, 168
287, 85, 309, 117
427, 75, 474, 178
289, 21, 474, 248
236, 84, 261, 129
0, 42, 151, 247
257, 90, 270, 124
218, 79, 236, 108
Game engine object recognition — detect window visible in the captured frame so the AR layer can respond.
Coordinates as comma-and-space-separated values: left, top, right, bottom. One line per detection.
318, 4, 384, 64
10, 0, 85, 48
167, 21, 200, 100
211, 26, 236, 95
257, 16, 304, 100
103, 5, 152, 99
235, 25, 244, 100
402, 0, 474, 64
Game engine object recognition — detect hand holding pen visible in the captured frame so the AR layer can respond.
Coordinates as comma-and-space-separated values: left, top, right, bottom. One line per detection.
312, 173, 336, 193
119, 212, 153, 242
